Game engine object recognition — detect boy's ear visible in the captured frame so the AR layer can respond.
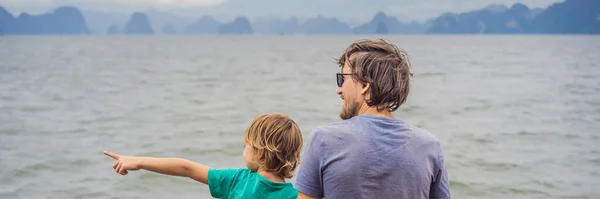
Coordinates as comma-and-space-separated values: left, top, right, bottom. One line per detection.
253, 150, 264, 161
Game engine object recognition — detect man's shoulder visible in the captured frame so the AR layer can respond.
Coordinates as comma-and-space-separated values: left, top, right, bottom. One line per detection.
310, 119, 361, 138
409, 125, 441, 142
405, 125, 446, 159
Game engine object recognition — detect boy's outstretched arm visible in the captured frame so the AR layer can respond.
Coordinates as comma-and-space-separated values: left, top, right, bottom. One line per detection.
104, 151, 210, 184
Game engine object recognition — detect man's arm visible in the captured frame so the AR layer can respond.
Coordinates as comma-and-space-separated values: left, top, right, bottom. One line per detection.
294, 128, 326, 199
104, 151, 210, 184
429, 147, 451, 199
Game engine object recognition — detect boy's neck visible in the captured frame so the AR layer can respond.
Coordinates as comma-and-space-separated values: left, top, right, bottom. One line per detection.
258, 170, 286, 183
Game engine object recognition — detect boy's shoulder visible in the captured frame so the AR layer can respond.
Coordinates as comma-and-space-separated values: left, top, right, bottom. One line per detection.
209, 168, 297, 199
208, 168, 251, 198
208, 167, 251, 179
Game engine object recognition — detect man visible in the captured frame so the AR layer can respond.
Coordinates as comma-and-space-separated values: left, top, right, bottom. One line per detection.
294, 39, 451, 199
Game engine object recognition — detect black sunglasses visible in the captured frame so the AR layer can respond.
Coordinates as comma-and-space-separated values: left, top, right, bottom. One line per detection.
336, 73, 355, 87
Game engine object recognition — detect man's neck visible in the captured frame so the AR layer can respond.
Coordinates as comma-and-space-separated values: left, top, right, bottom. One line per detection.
359, 104, 394, 118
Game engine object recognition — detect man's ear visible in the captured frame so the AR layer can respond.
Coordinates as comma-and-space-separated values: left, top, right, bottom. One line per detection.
360, 83, 370, 95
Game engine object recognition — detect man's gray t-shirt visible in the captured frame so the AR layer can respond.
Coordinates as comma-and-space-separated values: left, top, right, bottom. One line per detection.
294, 114, 451, 199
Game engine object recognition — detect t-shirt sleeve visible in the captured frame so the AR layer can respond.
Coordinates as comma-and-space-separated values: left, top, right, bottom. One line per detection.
294, 128, 325, 198
208, 168, 244, 198
429, 145, 451, 199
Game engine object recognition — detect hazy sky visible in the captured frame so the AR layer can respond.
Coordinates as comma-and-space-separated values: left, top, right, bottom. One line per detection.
1, 0, 564, 22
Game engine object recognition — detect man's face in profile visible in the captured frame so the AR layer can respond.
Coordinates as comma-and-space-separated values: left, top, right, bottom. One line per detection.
337, 62, 362, 120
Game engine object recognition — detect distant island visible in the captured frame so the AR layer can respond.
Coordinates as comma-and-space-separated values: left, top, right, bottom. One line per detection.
0, 6, 88, 35
123, 12, 154, 35
0, 0, 598, 36
428, 0, 599, 34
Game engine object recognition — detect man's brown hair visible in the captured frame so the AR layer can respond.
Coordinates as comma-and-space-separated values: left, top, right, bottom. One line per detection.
243, 113, 303, 179
336, 39, 412, 112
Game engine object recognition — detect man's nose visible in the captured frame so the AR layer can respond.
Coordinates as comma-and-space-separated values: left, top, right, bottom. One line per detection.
336, 87, 342, 95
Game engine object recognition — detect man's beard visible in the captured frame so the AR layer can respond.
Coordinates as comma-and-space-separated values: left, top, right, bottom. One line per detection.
339, 100, 361, 120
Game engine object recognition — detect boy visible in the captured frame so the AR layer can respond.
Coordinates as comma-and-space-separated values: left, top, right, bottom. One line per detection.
104, 113, 303, 199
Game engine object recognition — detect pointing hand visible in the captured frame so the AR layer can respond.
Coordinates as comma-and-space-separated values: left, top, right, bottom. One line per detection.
104, 151, 143, 175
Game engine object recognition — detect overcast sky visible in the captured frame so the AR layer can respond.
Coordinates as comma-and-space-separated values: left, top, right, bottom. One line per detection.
1, 0, 565, 22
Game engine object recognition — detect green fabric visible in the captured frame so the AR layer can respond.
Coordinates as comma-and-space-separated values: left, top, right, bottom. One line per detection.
208, 168, 298, 199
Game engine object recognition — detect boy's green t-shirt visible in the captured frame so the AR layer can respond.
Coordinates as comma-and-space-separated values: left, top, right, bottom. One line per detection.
208, 168, 298, 199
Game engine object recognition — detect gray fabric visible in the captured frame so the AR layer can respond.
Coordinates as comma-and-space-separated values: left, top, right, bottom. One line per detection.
294, 114, 451, 199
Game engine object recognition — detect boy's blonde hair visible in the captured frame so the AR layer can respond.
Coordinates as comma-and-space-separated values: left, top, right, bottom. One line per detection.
244, 113, 303, 179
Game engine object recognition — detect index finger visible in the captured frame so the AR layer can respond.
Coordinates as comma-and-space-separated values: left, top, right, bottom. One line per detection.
104, 151, 120, 160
